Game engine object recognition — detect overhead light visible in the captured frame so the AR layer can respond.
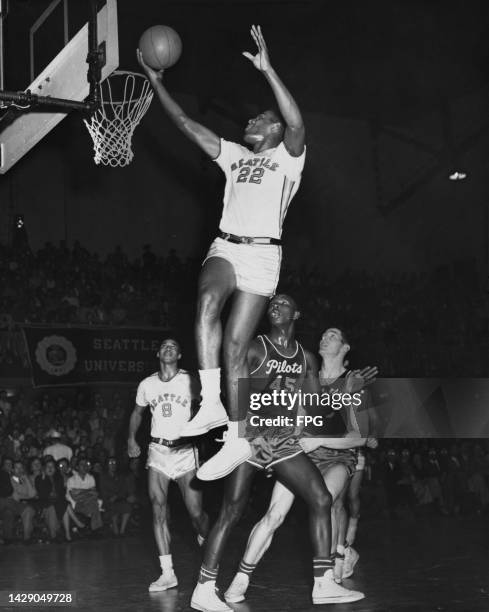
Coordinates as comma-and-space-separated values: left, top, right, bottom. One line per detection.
448, 171, 467, 181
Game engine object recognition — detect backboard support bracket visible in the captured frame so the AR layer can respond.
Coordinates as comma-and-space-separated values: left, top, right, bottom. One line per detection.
0, 0, 105, 113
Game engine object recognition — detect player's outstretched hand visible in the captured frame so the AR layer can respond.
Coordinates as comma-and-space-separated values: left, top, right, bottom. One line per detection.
359, 366, 379, 387
242, 25, 272, 72
127, 438, 141, 458
136, 49, 164, 82
366, 437, 378, 449
345, 366, 379, 394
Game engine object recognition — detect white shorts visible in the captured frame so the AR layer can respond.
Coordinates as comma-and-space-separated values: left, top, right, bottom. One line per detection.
146, 442, 197, 480
203, 237, 282, 297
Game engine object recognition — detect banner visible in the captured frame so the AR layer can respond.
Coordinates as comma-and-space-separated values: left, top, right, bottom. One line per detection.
21, 326, 170, 387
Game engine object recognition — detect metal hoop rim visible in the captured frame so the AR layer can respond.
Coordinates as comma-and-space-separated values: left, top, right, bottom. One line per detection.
98, 69, 152, 107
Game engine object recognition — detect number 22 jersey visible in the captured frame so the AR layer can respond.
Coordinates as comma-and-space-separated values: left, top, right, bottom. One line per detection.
214, 139, 306, 239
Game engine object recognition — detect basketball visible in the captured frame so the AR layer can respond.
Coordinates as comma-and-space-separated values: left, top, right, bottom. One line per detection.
138, 25, 182, 70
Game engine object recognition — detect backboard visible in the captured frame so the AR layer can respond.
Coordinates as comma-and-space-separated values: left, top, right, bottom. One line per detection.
0, 0, 118, 174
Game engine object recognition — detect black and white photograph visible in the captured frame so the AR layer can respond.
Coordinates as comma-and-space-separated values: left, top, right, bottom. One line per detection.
0, 1, 488, 611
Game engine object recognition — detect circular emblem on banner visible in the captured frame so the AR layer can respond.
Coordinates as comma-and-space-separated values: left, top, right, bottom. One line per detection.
35, 335, 77, 376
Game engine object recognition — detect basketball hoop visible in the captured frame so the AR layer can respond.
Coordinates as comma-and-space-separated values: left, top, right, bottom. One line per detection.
84, 70, 153, 167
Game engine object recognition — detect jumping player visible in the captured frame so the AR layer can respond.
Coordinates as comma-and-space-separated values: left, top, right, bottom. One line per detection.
190, 298, 364, 611
127, 338, 209, 592
225, 327, 377, 603
137, 25, 306, 480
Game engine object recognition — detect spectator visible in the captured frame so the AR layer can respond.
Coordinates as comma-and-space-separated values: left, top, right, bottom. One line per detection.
126, 457, 146, 509
381, 448, 402, 518
43, 429, 73, 462
9, 460, 36, 543
422, 448, 447, 514
35, 458, 84, 542
99, 457, 134, 536
0, 457, 17, 543
0, 390, 12, 418
28, 456, 43, 487
66, 457, 103, 533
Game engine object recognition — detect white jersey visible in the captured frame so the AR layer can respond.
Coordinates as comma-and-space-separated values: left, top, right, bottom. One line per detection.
135, 370, 194, 440
214, 139, 306, 239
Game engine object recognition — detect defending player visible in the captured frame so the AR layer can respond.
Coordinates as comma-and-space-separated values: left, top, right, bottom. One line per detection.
190, 297, 364, 611
225, 327, 377, 603
340, 439, 378, 579
137, 25, 306, 480
127, 338, 209, 592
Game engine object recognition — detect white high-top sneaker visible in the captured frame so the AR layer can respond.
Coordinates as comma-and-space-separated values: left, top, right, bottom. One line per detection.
180, 401, 229, 437
148, 571, 178, 592
224, 572, 250, 603
190, 581, 232, 612
342, 546, 360, 579
312, 569, 364, 604
196, 424, 251, 481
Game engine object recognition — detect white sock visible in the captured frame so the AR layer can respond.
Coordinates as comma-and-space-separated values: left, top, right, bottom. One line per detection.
226, 420, 243, 440
199, 368, 221, 404
336, 544, 346, 556
159, 554, 173, 573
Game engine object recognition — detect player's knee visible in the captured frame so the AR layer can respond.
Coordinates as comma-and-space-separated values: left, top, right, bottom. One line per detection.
188, 505, 204, 524
263, 506, 286, 531
151, 500, 168, 522
223, 334, 247, 367
314, 488, 332, 512
332, 496, 344, 512
197, 290, 221, 323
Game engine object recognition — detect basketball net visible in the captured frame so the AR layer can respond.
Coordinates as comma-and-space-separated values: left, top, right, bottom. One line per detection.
84, 71, 153, 167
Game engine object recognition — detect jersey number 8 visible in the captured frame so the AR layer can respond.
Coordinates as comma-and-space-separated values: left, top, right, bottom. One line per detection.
161, 403, 172, 418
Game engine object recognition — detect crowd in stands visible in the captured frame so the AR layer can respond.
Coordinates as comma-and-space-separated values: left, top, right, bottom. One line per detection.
0, 387, 145, 544
0, 241, 487, 376
360, 438, 489, 520
1, 386, 489, 545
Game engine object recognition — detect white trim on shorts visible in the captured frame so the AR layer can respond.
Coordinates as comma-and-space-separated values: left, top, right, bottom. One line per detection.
148, 462, 196, 480
246, 448, 304, 470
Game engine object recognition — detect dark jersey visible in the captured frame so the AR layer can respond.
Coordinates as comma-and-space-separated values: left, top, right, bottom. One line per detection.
250, 335, 306, 393
303, 370, 353, 437
247, 334, 307, 436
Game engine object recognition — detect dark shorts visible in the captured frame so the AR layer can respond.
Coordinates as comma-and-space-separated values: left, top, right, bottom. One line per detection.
308, 447, 357, 478
247, 431, 303, 470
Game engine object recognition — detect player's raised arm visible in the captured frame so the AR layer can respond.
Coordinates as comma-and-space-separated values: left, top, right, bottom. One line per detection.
243, 25, 305, 156
137, 50, 220, 159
